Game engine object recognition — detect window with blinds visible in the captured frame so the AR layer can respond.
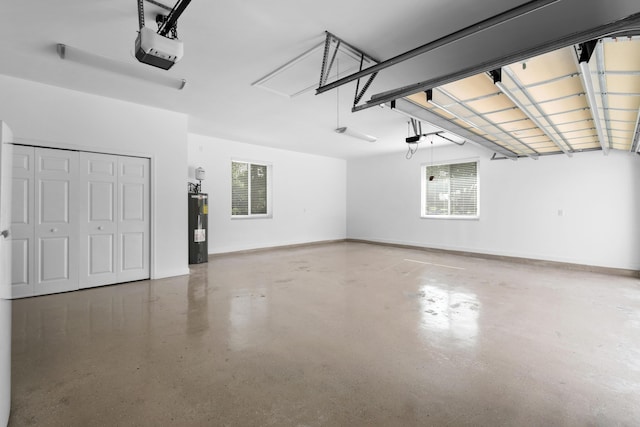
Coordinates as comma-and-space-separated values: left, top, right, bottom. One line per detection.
422, 161, 478, 218
231, 160, 271, 217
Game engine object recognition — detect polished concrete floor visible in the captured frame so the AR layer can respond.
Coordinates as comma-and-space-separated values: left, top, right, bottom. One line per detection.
8, 242, 640, 426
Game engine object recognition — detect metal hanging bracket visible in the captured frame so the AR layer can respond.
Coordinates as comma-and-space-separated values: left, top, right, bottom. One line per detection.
317, 32, 379, 110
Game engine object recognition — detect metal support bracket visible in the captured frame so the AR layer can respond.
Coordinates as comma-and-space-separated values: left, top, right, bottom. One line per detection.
158, 0, 192, 37
631, 107, 640, 152
317, 32, 379, 110
137, 0, 146, 30
406, 118, 466, 146
437, 133, 466, 146
410, 118, 422, 136
577, 40, 598, 63
156, 13, 178, 39
491, 153, 512, 160
353, 69, 378, 108
489, 69, 502, 84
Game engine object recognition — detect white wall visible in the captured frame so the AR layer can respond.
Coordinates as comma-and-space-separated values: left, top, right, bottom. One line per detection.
0, 75, 190, 279
348, 143, 640, 270
188, 134, 346, 253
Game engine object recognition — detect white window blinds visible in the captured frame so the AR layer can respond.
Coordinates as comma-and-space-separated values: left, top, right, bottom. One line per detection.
423, 161, 478, 217
232, 161, 270, 217
250, 164, 267, 215
231, 161, 249, 215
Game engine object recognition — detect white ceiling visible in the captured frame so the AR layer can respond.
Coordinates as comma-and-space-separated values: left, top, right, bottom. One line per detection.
1, 0, 639, 158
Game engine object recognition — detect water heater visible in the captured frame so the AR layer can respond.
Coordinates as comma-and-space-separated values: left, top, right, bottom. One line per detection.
188, 193, 208, 264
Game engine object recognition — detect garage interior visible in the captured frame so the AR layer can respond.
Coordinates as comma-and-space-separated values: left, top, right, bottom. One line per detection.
1, 0, 640, 425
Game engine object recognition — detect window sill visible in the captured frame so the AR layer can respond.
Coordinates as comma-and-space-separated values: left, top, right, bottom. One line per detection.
231, 215, 273, 220
421, 215, 479, 221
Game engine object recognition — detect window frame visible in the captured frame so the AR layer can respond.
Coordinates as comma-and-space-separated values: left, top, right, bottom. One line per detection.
420, 158, 480, 220
231, 159, 273, 219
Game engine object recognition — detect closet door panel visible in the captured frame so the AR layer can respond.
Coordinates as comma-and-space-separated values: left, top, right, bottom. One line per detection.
117, 156, 150, 282
34, 148, 79, 296
79, 152, 118, 288
10, 145, 34, 298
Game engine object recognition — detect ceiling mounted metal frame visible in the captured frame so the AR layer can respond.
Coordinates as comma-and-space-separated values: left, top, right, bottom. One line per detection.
576, 40, 609, 154
594, 41, 614, 150
430, 85, 540, 159
316, 0, 560, 100
391, 98, 518, 159
590, 35, 640, 151
355, 12, 640, 113
253, 33, 377, 98
317, 32, 379, 109
494, 66, 574, 156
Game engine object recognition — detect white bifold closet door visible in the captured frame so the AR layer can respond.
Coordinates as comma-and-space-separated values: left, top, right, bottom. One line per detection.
11, 146, 80, 296
11, 147, 150, 297
79, 152, 150, 288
